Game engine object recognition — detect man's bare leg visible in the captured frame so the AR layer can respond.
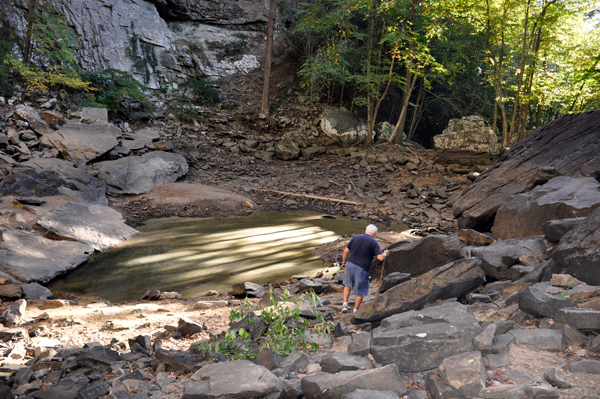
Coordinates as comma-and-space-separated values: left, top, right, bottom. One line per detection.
343, 286, 351, 303
354, 296, 363, 311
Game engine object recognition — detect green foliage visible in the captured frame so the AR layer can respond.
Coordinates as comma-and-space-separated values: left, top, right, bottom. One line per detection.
80, 69, 152, 114
0, 29, 19, 96
206, 34, 249, 60
198, 287, 334, 360
168, 76, 220, 122
30, 1, 81, 69
181, 76, 220, 105
129, 34, 159, 85
10, 1, 92, 94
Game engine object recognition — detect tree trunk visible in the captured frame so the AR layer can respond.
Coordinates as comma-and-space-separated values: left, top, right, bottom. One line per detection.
23, 0, 36, 65
260, 0, 277, 115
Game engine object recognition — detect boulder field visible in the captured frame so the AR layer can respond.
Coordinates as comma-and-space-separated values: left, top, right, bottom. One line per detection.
0, 100, 599, 397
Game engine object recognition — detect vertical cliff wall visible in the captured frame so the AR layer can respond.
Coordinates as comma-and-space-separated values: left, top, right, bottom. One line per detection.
0, 0, 288, 88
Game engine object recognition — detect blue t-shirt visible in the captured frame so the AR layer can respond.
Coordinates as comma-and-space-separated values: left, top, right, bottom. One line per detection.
346, 234, 382, 272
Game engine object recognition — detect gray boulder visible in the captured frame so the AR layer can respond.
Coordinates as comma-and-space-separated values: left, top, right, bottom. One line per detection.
453, 110, 600, 232
275, 137, 299, 160
438, 351, 487, 397
517, 282, 574, 318
14, 104, 54, 135
379, 272, 411, 293
1, 299, 26, 325
544, 217, 586, 242
370, 234, 462, 280
357, 258, 485, 322
229, 282, 264, 298
36, 202, 139, 251
471, 236, 549, 280
73, 107, 108, 123
21, 283, 52, 300
95, 151, 188, 195
183, 360, 285, 399
554, 308, 600, 331
509, 328, 564, 352
458, 229, 495, 247
566, 360, 600, 374
47, 120, 121, 163
424, 371, 467, 399
22, 158, 108, 205
0, 228, 93, 283
320, 105, 367, 147
370, 302, 483, 372
319, 352, 374, 374
301, 364, 406, 399
341, 390, 399, 399
434, 115, 499, 155
541, 207, 600, 285
491, 176, 600, 239
280, 352, 309, 373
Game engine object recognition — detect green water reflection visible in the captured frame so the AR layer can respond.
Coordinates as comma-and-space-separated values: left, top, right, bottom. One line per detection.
46, 211, 407, 302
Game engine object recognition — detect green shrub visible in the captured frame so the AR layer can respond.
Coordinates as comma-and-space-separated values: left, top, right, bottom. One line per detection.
0, 29, 18, 97
80, 69, 152, 115
198, 287, 334, 360
180, 76, 220, 105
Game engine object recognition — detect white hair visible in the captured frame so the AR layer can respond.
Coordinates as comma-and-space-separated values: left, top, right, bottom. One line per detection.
365, 224, 378, 235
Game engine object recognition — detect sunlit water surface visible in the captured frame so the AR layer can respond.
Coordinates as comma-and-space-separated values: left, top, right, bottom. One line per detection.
46, 211, 406, 302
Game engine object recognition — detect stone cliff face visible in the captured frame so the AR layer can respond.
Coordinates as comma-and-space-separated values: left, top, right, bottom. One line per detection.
0, 0, 287, 88
147, 0, 270, 25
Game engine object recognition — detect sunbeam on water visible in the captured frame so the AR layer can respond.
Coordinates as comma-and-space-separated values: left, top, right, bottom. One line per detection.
45, 211, 407, 302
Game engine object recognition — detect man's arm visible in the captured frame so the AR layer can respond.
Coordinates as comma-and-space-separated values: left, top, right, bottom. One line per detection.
376, 249, 390, 262
342, 247, 350, 266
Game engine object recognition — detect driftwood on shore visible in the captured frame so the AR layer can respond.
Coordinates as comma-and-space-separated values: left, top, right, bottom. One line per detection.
251, 188, 366, 206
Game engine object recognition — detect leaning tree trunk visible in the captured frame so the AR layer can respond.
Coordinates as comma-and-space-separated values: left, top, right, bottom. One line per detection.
261, 0, 277, 115
23, 0, 36, 65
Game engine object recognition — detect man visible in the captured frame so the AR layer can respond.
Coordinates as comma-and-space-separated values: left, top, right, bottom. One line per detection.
340, 224, 389, 314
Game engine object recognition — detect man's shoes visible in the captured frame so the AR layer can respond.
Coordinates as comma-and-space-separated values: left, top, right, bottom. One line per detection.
341, 304, 350, 314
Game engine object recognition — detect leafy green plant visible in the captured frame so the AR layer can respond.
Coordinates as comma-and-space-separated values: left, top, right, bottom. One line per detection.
80, 68, 152, 114
0, 28, 19, 96
199, 287, 334, 360
181, 76, 220, 105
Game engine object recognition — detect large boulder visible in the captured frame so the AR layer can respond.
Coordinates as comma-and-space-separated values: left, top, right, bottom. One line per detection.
470, 236, 550, 280
453, 110, 600, 232
301, 364, 406, 399
181, 360, 284, 399
518, 282, 575, 318
540, 207, 600, 285
22, 158, 108, 205
491, 176, 600, 239
0, 228, 93, 283
437, 351, 487, 397
370, 234, 462, 280
357, 258, 485, 322
0, 169, 62, 197
47, 120, 121, 163
95, 151, 188, 195
370, 302, 483, 372
36, 202, 140, 251
14, 105, 54, 135
433, 115, 500, 165
320, 105, 367, 147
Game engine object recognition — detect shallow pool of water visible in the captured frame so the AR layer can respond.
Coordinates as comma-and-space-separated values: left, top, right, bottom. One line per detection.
46, 211, 406, 302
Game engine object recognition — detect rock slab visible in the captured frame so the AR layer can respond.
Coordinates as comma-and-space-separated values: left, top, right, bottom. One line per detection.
182, 360, 284, 399
357, 258, 485, 322
370, 302, 483, 372
36, 202, 139, 251
95, 151, 188, 195
0, 228, 92, 283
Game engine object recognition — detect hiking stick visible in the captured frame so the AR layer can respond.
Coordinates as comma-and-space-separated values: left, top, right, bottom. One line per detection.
376, 258, 386, 297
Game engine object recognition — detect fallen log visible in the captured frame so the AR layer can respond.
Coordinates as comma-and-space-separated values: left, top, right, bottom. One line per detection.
251, 188, 365, 206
